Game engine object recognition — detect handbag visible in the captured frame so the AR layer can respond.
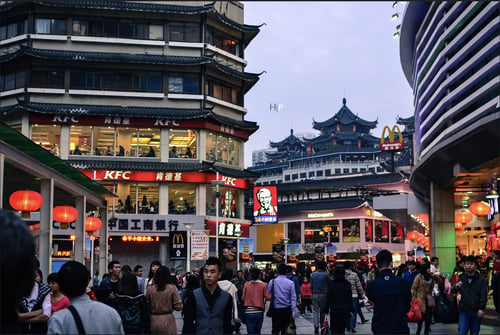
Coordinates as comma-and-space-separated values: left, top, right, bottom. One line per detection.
407, 299, 422, 323
287, 319, 296, 335
320, 314, 329, 335
266, 279, 275, 317
426, 293, 436, 308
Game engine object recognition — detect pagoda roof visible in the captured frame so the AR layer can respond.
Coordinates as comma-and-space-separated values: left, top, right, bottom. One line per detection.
313, 98, 378, 130
269, 129, 307, 149
303, 132, 380, 144
397, 115, 415, 125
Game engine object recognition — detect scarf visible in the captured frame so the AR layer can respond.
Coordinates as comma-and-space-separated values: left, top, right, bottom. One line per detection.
17, 281, 51, 313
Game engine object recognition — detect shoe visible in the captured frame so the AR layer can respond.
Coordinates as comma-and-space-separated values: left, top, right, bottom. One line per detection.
351, 328, 357, 333
314, 326, 319, 334
362, 319, 370, 323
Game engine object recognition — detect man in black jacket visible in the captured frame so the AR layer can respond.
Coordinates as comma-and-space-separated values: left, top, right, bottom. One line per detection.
452, 255, 487, 335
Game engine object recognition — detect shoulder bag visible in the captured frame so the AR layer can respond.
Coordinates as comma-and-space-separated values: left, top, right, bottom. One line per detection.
68, 305, 86, 334
266, 279, 275, 317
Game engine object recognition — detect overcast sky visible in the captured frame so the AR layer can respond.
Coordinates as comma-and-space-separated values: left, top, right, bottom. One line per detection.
242, 1, 414, 167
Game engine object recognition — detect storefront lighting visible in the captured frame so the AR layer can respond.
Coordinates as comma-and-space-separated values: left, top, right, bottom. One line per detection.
9, 190, 43, 218
53, 206, 78, 229
469, 201, 491, 216
455, 210, 473, 225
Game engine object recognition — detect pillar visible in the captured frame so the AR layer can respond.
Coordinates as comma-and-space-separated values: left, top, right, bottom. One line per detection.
74, 196, 86, 263
98, 205, 108, 280
39, 178, 54, 278
430, 182, 455, 275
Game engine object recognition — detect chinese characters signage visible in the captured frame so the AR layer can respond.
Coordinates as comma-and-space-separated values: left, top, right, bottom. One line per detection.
107, 214, 204, 235
191, 230, 209, 260
170, 231, 187, 260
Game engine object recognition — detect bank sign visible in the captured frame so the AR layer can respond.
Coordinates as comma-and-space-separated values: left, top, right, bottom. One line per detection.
107, 214, 204, 235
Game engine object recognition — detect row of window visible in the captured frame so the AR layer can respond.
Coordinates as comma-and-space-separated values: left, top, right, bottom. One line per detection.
282, 167, 383, 181
1, 69, 243, 106
1, 17, 241, 57
29, 124, 241, 166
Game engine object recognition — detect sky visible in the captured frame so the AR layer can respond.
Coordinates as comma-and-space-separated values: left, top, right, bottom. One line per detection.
241, 1, 414, 167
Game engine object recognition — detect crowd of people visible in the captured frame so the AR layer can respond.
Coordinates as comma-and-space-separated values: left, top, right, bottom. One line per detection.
1, 208, 499, 335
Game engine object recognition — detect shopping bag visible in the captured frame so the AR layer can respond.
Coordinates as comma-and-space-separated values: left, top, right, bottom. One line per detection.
426, 294, 436, 308
407, 299, 422, 323
320, 314, 329, 335
286, 319, 296, 335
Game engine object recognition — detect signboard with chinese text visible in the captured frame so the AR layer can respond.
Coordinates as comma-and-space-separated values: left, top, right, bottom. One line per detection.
107, 214, 204, 235
253, 186, 278, 224
205, 220, 250, 238
169, 231, 187, 260
239, 238, 254, 263
191, 230, 209, 260
287, 243, 300, 263
380, 125, 404, 151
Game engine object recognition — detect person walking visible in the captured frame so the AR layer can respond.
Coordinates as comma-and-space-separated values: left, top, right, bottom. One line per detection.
242, 267, 272, 335
310, 260, 330, 334
98, 260, 121, 308
218, 268, 240, 331
231, 270, 247, 333
145, 266, 183, 334
402, 261, 420, 287
344, 261, 365, 333
47, 272, 70, 313
182, 257, 233, 334
299, 276, 313, 314
134, 265, 146, 294
324, 264, 353, 335
411, 263, 435, 335
47, 261, 124, 334
366, 249, 411, 335
452, 255, 488, 335
268, 263, 296, 335
115, 272, 150, 334
145, 260, 161, 288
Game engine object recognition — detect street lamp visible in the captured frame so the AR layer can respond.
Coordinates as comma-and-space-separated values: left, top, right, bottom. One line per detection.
211, 172, 225, 258
283, 238, 289, 265
184, 223, 193, 273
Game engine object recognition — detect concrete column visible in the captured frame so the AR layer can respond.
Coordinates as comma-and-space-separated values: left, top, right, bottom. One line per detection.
60, 124, 70, 160
430, 182, 455, 276
360, 218, 366, 244
98, 205, 108, 280
160, 128, 169, 162
39, 178, 54, 277
159, 238, 168, 265
159, 184, 168, 215
74, 196, 86, 263
0, 153, 4, 208
198, 184, 207, 216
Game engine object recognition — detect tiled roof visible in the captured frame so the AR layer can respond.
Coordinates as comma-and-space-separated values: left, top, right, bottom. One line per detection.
397, 115, 415, 124
213, 63, 260, 92
313, 98, 378, 130
269, 129, 307, 149
210, 113, 258, 132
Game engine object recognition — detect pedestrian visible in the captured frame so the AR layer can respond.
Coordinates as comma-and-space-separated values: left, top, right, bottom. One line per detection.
47, 261, 124, 334
402, 261, 420, 287
411, 263, 435, 335
366, 249, 411, 335
146, 260, 161, 288
115, 271, 150, 334
182, 257, 234, 334
47, 272, 70, 313
452, 255, 488, 335
181, 272, 201, 306
268, 263, 296, 335
344, 261, 366, 333
286, 265, 301, 315
242, 267, 272, 335
218, 268, 240, 332
324, 264, 353, 335
0, 209, 37, 334
430, 257, 440, 276
311, 260, 330, 334
98, 260, 121, 308
145, 266, 183, 334
299, 276, 312, 314
134, 265, 146, 294
231, 269, 247, 333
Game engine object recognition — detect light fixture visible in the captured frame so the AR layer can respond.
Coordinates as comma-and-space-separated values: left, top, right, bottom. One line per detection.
392, 1, 398, 8
391, 13, 400, 21
469, 201, 491, 216
393, 31, 400, 39
486, 182, 499, 199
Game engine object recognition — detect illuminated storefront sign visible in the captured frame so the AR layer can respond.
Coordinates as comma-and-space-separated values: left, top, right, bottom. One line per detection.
107, 214, 204, 234
206, 220, 250, 238
253, 186, 278, 224
121, 236, 159, 242
80, 171, 249, 189
307, 213, 334, 218
380, 125, 404, 151
170, 231, 187, 260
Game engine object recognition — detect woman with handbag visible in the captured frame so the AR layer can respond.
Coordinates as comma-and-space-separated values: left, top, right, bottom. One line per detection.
242, 268, 271, 335
411, 263, 440, 335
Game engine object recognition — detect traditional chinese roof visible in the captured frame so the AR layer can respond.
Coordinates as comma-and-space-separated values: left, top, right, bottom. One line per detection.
312, 98, 378, 130
269, 129, 307, 151
0, 1, 262, 44
397, 115, 415, 125
1, 102, 259, 132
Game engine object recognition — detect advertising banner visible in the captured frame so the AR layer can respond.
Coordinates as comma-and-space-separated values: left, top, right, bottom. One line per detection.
169, 231, 187, 260
272, 244, 285, 263
287, 243, 300, 263
253, 186, 278, 224
314, 244, 325, 262
325, 243, 337, 261
191, 230, 209, 260
239, 238, 254, 263
221, 239, 237, 263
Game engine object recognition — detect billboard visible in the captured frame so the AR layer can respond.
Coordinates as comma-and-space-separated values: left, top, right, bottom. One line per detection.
253, 186, 278, 224
287, 243, 300, 263
379, 125, 404, 151
169, 231, 187, 260
191, 230, 209, 260
239, 238, 254, 263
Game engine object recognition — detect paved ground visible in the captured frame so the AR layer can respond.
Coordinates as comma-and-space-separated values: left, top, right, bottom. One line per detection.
174, 298, 500, 334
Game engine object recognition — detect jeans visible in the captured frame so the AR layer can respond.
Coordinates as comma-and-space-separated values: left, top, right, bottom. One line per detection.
349, 298, 360, 329
458, 310, 482, 335
245, 312, 264, 335
312, 293, 327, 328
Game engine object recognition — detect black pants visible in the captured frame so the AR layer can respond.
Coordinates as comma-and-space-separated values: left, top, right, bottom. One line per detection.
330, 310, 350, 335
271, 306, 292, 335
417, 310, 432, 335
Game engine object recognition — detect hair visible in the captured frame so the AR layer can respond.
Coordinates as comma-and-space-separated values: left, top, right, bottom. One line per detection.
408, 260, 417, 266
147, 260, 162, 280
431, 256, 439, 262
0, 210, 36, 327
464, 255, 476, 265
58, 261, 90, 297
47, 272, 59, 284
316, 260, 327, 271
277, 263, 287, 275
133, 264, 143, 273
205, 257, 222, 272
222, 268, 233, 281
121, 264, 132, 273
119, 271, 139, 296
154, 265, 171, 291
107, 260, 120, 272
334, 264, 346, 282
376, 249, 393, 268
286, 265, 293, 273
186, 274, 201, 290
344, 260, 352, 269
36, 268, 43, 282
250, 267, 261, 281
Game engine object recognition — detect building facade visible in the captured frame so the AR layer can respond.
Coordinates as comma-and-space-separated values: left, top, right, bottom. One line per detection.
0, 1, 262, 270
399, 1, 500, 274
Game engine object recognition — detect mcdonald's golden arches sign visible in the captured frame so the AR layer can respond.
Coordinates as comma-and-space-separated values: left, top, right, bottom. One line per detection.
380, 125, 404, 151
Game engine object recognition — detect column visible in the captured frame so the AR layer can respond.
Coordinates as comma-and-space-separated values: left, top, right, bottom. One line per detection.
430, 182, 455, 275
39, 178, 54, 277
74, 196, 86, 263
98, 205, 108, 281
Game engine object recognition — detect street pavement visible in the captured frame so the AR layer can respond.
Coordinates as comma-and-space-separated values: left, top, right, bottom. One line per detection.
174, 298, 500, 334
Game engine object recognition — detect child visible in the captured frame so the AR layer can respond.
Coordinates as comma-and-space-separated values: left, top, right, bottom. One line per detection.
300, 276, 312, 314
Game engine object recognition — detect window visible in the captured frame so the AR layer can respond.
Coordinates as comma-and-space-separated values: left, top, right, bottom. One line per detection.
300, 173, 306, 179
206, 78, 242, 106
288, 222, 301, 243
325, 169, 331, 176
32, 68, 64, 88
375, 220, 389, 243
343, 168, 350, 174
342, 219, 360, 242
365, 219, 373, 242
72, 19, 163, 40
292, 174, 298, 180
316, 170, 323, 177
31, 124, 61, 155
169, 184, 196, 214
70, 70, 162, 92
0, 19, 28, 40
169, 129, 197, 159
305, 220, 339, 243
69, 125, 92, 155
0, 70, 25, 91
205, 28, 240, 56
206, 132, 240, 166
309, 171, 315, 178
169, 22, 200, 42
35, 18, 66, 35
168, 72, 200, 94
285, 175, 290, 181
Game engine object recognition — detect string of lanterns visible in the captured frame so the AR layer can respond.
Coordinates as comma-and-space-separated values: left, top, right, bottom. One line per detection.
406, 230, 429, 248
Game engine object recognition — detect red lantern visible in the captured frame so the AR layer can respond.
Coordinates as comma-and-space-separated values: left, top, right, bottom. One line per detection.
85, 216, 102, 234
9, 190, 43, 218
53, 206, 78, 229
416, 235, 426, 244
455, 210, 473, 225
407, 231, 419, 241
469, 201, 491, 216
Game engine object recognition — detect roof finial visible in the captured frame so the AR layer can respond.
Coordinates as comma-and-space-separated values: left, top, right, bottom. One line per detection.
290, 129, 294, 135
343, 97, 346, 105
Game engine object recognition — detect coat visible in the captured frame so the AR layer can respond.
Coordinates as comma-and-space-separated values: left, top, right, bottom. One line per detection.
411, 274, 434, 314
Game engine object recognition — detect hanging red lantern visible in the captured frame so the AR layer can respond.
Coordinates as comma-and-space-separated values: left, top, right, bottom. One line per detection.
455, 221, 464, 230
9, 190, 43, 218
455, 210, 473, 225
53, 206, 78, 229
469, 201, 491, 216
416, 234, 426, 244
85, 216, 102, 235
406, 231, 419, 241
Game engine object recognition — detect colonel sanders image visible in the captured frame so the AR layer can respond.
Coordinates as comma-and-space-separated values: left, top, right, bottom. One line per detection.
222, 190, 236, 218
253, 187, 278, 216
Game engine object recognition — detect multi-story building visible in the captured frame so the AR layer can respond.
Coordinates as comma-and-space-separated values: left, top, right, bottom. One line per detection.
399, 2, 500, 273
0, 0, 262, 270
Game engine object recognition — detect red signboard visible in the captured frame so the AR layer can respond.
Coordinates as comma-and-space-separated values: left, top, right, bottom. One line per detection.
379, 125, 404, 151
205, 220, 250, 238
253, 186, 278, 224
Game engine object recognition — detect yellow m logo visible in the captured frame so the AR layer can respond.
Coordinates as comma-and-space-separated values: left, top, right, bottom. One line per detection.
380, 125, 404, 151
